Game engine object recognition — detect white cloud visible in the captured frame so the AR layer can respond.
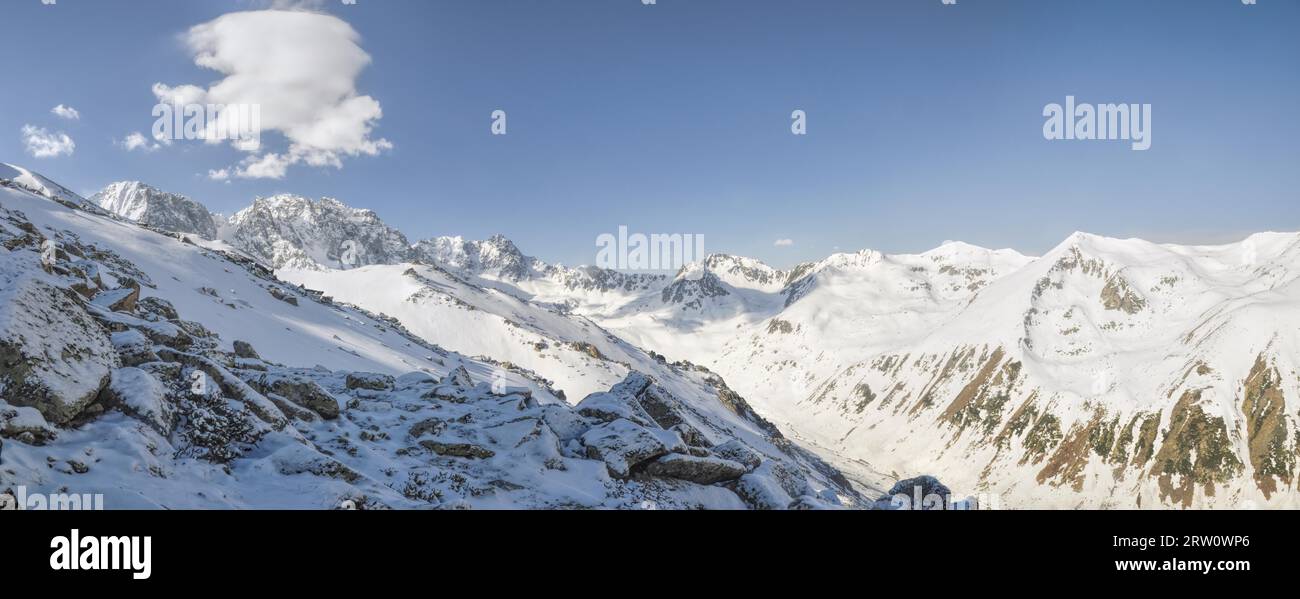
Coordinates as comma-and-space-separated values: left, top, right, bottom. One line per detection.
774, 238, 794, 247
207, 168, 231, 182
21, 125, 75, 158
157, 9, 390, 179
119, 131, 162, 152
51, 104, 81, 120
235, 153, 292, 179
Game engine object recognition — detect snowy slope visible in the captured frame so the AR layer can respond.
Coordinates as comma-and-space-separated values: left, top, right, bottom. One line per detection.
0, 167, 863, 510
718, 232, 1300, 508
82, 174, 1300, 508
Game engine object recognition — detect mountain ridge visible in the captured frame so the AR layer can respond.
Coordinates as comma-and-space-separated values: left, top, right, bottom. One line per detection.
76, 172, 1300, 508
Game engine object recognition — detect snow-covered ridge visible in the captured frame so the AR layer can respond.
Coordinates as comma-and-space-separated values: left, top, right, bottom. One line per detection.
79, 172, 1300, 508
0, 165, 870, 510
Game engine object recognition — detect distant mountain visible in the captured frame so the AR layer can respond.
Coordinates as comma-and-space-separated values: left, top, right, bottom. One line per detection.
92, 181, 219, 240
225, 195, 415, 270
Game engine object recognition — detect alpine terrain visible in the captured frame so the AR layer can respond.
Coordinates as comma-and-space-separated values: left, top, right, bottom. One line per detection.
3, 162, 1296, 509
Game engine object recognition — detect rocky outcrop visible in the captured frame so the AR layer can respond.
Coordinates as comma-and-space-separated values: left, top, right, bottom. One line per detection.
248, 372, 340, 420
232, 340, 261, 360
581, 418, 685, 478
346, 372, 395, 391
644, 453, 746, 484
0, 273, 118, 424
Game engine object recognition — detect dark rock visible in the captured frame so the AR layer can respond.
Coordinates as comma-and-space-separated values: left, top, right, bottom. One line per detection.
137, 296, 179, 321
419, 440, 495, 459
580, 418, 685, 478
232, 340, 261, 360
711, 439, 763, 471
645, 453, 747, 484
875, 475, 954, 510
346, 372, 395, 391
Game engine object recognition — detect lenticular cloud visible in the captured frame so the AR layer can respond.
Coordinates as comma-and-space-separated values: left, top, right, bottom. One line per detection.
154, 9, 391, 179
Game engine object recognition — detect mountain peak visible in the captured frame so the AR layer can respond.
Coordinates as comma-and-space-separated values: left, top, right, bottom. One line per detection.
92, 180, 218, 239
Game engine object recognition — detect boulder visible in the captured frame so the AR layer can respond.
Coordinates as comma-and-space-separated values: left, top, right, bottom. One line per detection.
267, 286, 299, 306
101, 367, 175, 436
875, 475, 954, 510
670, 422, 712, 448
419, 440, 495, 459
638, 384, 687, 428
441, 365, 474, 387
0, 404, 58, 445
575, 374, 658, 427
92, 283, 140, 313
232, 340, 261, 360
346, 372, 395, 391
137, 296, 179, 321
580, 418, 685, 478
253, 374, 340, 420
408, 417, 447, 438
645, 453, 747, 484
711, 439, 763, 471
110, 329, 160, 367
0, 274, 118, 424
732, 472, 794, 510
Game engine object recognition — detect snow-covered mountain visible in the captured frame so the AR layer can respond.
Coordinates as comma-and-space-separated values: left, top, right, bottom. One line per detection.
226, 194, 415, 270
92, 181, 220, 240
82, 175, 1300, 508
0, 167, 868, 510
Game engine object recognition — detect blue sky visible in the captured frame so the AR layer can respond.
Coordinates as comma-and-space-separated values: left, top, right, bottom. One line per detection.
2, 0, 1298, 268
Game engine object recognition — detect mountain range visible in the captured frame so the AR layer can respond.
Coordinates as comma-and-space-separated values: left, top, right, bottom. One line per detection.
4, 164, 1297, 508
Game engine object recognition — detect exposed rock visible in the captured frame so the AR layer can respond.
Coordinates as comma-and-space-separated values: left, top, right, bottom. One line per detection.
711, 439, 763, 470
639, 384, 687, 428
270, 444, 362, 483
441, 365, 474, 387
92, 282, 140, 313
110, 329, 160, 367
0, 273, 118, 424
733, 472, 794, 510
575, 373, 657, 427
232, 340, 261, 360
267, 286, 299, 306
93, 181, 219, 239
346, 372, 395, 391
0, 405, 58, 445
101, 367, 175, 436
645, 453, 746, 484
419, 440, 495, 460
670, 422, 712, 448
156, 348, 287, 426
875, 475, 954, 510
250, 373, 340, 420
408, 417, 447, 438
580, 418, 685, 478
137, 296, 178, 321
